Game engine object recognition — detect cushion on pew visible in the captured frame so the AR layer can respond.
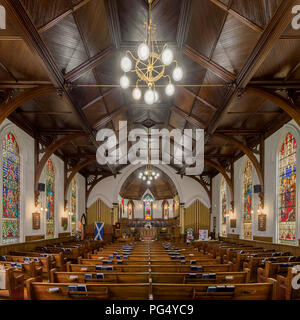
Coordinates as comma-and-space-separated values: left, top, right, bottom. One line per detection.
189, 274, 197, 279
280, 263, 293, 268
84, 274, 93, 279
96, 273, 104, 279
289, 256, 300, 262
24, 257, 30, 261
117, 260, 123, 265
108, 256, 113, 259
0, 256, 7, 261
207, 286, 217, 292
103, 260, 112, 264
190, 260, 196, 265
68, 285, 78, 292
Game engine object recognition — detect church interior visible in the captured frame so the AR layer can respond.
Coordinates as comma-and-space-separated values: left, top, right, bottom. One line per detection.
0, 0, 300, 302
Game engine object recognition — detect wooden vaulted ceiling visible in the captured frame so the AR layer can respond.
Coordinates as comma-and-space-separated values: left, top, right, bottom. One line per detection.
0, 0, 299, 190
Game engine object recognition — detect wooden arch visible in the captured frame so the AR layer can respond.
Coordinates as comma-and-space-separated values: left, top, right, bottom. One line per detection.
0, 86, 56, 125
35, 133, 85, 203
247, 87, 300, 127
214, 133, 264, 194
64, 158, 96, 206
204, 159, 234, 202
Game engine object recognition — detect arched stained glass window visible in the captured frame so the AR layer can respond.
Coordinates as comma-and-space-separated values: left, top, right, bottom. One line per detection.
243, 160, 253, 240
2, 132, 20, 244
46, 160, 55, 239
143, 194, 153, 220
127, 200, 134, 220
278, 133, 297, 245
71, 179, 77, 235
162, 200, 169, 220
220, 177, 227, 237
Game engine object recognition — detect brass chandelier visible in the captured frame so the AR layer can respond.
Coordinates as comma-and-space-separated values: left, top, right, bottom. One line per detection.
119, 0, 183, 105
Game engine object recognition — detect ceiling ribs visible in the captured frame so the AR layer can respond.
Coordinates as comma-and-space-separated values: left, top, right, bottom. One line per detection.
205, 0, 297, 140
176, 0, 192, 49
37, 0, 92, 33
104, 0, 121, 49
183, 45, 236, 82
208, 0, 264, 33
3, 0, 115, 176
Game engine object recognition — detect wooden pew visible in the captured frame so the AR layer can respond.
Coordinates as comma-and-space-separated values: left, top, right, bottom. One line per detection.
0, 268, 24, 300
276, 267, 300, 300
151, 270, 250, 284
152, 280, 277, 300
26, 279, 150, 300
67, 263, 150, 273
10, 251, 65, 271
150, 264, 233, 273
1, 255, 53, 279
257, 260, 300, 283
0, 261, 42, 281
50, 269, 150, 284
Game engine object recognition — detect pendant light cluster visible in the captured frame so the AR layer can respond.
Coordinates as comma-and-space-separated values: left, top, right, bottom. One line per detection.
139, 168, 160, 185
120, 0, 183, 105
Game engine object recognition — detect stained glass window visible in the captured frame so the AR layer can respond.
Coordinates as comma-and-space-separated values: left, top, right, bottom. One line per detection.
2, 132, 20, 244
46, 160, 55, 239
162, 201, 169, 220
127, 200, 134, 220
220, 177, 227, 237
278, 133, 297, 245
243, 160, 253, 240
71, 179, 77, 235
143, 194, 153, 220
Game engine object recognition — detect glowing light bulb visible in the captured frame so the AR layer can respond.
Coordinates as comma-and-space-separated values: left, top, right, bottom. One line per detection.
165, 83, 175, 96
138, 43, 150, 61
147, 181, 151, 185
120, 75, 130, 89
161, 48, 174, 66
144, 89, 155, 105
173, 66, 183, 82
132, 87, 142, 100
120, 56, 132, 73
143, 176, 146, 181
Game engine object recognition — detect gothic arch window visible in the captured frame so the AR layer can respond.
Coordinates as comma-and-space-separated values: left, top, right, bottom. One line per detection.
127, 200, 134, 219
2, 132, 20, 244
243, 160, 253, 240
220, 177, 227, 237
71, 178, 77, 234
278, 133, 297, 245
46, 160, 55, 239
162, 200, 169, 220
143, 194, 153, 220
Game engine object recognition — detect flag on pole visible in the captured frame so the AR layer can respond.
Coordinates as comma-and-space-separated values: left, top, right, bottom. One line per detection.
94, 222, 104, 241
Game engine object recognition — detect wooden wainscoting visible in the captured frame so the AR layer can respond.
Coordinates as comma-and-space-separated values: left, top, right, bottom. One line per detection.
253, 236, 273, 243
25, 235, 45, 242
58, 232, 71, 238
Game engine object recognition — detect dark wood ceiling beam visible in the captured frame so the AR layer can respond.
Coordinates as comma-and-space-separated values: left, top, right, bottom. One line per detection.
182, 87, 218, 111
92, 105, 125, 131
18, 111, 72, 115
0, 35, 23, 41
3, 0, 116, 175
205, 0, 297, 138
104, 0, 121, 49
176, 0, 192, 49
0, 81, 53, 89
209, 0, 264, 33
37, 0, 92, 33
64, 47, 113, 83
0, 86, 56, 125
246, 86, 300, 127
248, 80, 300, 89
81, 89, 114, 111
183, 45, 236, 82
171, 105, 206, 128
215, 129, 262, 136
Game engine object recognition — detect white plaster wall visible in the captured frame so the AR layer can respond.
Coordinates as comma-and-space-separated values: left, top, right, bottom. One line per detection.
0, 119, 86, 243
211, 120, 300, 242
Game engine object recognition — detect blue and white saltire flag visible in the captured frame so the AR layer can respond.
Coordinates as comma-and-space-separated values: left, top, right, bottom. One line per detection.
94, 222, 104, 241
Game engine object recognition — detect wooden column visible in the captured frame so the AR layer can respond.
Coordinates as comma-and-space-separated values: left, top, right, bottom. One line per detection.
179, 203, 185, 235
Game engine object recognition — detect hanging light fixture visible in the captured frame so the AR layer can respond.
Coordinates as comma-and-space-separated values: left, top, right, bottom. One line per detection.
138, 130, 160, 184
119, 0, 183, 105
